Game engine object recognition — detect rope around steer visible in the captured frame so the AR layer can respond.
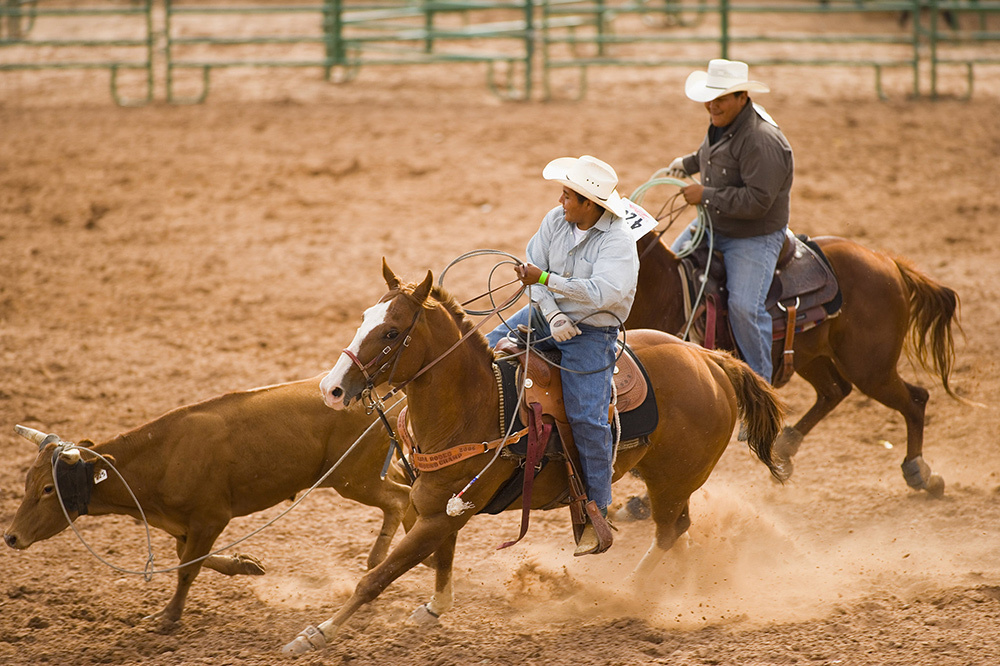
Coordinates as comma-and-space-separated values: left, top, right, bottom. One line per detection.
21, 396, 406, 581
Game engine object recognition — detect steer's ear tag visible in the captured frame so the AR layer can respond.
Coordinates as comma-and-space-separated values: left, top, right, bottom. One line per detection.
94, 469, 108, 485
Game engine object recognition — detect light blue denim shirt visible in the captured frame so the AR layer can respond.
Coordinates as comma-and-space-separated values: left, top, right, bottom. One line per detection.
525, 205, 639, 328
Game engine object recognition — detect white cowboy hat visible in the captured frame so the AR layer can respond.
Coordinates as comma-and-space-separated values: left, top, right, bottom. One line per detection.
684, 59, 770, 103
542, 155, 627, 218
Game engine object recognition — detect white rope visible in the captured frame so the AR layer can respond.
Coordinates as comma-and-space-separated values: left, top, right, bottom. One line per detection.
629, 174, 712, 342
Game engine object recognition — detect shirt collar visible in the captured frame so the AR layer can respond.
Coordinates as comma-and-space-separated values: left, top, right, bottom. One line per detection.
593, 208, 615, 232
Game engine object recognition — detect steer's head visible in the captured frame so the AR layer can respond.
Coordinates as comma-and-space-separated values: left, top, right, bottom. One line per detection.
320, 259, 433, 410
3, 426, 108, 550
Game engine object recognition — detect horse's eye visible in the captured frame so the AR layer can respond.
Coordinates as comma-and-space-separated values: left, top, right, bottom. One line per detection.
43, 485, 54, 495
386, 330, 399, 340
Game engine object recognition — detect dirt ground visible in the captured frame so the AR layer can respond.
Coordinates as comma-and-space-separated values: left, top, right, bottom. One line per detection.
4, 13, 1000, 665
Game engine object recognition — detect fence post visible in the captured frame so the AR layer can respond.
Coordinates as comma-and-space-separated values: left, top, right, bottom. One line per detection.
424, 0, 435, 54
720, 0, 729, 59
929, 0, 939, 98
323, 0, 345, 79
525, 0, 534, 99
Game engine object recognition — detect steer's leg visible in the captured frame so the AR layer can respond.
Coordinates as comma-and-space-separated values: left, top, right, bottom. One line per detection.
283, 515, 457, 654
147, 526, 224, 623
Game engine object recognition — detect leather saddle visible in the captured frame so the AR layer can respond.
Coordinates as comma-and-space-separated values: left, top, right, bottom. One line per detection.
476, 334, 658, 518
679, 229, 842, 386
493, 333, 658, 459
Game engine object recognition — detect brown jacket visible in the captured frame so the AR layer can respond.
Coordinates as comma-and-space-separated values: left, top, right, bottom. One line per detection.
680, 101, 794, 238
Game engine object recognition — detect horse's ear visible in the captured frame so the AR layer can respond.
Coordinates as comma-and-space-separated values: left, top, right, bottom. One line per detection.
382, 257, 400, 291
412, 270, 434, 305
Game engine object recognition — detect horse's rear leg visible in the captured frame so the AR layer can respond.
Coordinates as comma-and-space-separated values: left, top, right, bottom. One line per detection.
854, 373, 943, 496
776, 357, 852, 480
628, 499, 691, 582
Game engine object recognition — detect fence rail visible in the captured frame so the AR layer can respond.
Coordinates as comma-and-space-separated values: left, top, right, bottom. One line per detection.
1, 0, 997, 104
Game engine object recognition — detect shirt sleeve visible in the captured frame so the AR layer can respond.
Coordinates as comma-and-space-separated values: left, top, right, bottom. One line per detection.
525, 210, 561, 320
680, 152, 700, 176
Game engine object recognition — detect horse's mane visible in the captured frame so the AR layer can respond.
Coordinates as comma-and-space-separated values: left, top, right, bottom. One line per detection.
401, 281, 492, 358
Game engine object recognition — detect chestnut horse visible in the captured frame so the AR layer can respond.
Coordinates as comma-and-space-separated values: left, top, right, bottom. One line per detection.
282, 260, 784, 654
627, 231, 961, 496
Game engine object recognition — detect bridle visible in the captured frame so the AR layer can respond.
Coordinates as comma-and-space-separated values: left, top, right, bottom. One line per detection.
341, 293, 425, 406
338, 285, 520, 482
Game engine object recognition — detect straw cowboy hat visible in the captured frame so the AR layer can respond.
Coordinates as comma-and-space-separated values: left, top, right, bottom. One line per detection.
542, 155, 628, 218
685, 59, 770, 103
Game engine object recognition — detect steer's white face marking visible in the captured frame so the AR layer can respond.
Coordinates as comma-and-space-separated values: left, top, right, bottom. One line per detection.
320, 300, 391, 409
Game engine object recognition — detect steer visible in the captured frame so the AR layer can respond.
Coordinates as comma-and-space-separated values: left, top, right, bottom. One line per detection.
3, 375, 412, 623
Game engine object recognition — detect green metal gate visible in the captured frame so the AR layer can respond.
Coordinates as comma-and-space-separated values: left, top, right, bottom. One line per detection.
2, 0, 997, 103
540, 0, 1000, 99
0, 0, 154, 105
163, 0, 537, 103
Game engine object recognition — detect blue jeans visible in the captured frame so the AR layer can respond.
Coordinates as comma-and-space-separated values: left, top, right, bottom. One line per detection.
672, 223, 786, 383
486, 306, 618, 510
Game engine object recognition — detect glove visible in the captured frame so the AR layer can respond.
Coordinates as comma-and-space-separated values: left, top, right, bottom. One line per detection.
549, 311, 581, 342
665, 157, 688, 179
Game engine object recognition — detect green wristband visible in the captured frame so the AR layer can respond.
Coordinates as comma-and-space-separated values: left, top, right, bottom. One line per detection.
538, 271, 549, 286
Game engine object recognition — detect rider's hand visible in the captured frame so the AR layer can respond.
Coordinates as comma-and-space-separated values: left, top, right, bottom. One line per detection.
680, 183, 704, 206
549, 311, 581, 342
515, 263, 543, 286
666, 157, 688, 179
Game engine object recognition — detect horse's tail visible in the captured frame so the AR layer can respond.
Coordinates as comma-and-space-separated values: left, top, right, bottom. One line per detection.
894, 257, 962, 400
709, 349, 786, 481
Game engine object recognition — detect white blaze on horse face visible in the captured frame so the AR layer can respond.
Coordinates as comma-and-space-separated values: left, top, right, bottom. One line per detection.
320, 300, 391, 410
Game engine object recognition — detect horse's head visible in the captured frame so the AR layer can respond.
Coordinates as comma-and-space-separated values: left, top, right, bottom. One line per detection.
320, 259, 434, 410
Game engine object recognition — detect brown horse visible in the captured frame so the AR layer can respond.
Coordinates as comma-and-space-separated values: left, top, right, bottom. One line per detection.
627, 231, 961, 497
282, 260, 784, 654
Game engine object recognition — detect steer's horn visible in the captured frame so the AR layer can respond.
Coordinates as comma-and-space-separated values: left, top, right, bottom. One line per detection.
14, 425, 59, 450
59, 447, 81, 465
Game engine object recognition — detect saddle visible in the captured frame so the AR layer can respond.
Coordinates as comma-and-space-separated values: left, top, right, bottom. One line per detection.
493, 335, 657, 451
483, 333, 659, 553
679, 229, 842, 387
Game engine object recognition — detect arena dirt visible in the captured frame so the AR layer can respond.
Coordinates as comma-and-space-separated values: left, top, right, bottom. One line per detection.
3, 21, 1000, 665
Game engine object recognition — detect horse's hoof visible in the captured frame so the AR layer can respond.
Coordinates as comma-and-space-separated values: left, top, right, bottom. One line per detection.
772, 428, 804, 477
281, 625, 327, 654
409, 604, 441, 626
234, 553, 266, 576
613, 495, 651, 522
925, 474, 945, 498
771, 458, 793, 483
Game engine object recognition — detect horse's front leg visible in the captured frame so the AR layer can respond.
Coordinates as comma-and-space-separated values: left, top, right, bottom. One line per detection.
410, 530, 456, 624
281, 516, 456, 654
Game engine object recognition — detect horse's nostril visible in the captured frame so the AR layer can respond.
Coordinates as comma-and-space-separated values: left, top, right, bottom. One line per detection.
3, 533, 15, 548
332, 387, 343, 398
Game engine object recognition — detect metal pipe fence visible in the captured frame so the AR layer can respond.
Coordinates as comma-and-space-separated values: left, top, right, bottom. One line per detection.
162, 0, 535, 102
0, 0, 155, 105
1, 0, 997, 104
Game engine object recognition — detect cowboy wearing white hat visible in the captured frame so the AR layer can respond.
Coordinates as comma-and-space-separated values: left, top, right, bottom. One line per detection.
683, 58, 770, 103
541, 154, 629, 218
665, 60, 794, 385
484, 155, 639, 556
